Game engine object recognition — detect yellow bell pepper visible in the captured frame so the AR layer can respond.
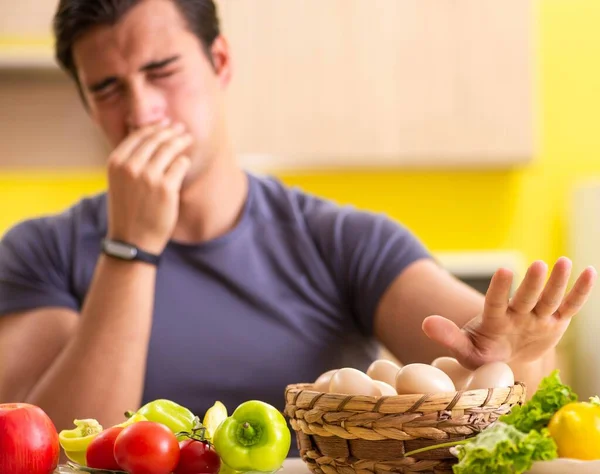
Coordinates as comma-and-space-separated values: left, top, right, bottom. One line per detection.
548, 401, 600, 460
203, 400, 228, 440
59, 419, 104, 466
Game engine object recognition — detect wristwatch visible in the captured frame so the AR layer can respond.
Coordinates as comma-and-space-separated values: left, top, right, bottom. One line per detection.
101, 238, 161, 266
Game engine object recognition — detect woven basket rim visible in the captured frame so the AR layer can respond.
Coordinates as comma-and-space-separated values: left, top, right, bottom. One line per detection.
285, 381, 526, 414
286, 381, 525, 398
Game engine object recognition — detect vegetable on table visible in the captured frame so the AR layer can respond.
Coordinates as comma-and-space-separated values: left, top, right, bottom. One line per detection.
452, 423, 557, 474
113, 421, 180, 474
59, 413, 146, 466
127, 399, 196, 440
175, 438, 221, 474
404, 370, 588, 474
548, 399, 600, 460
203, 400, 228, 440
213, 400, 291, 473
59, 419, 104, 466
500, 370, 577, 433
85, 426, 124, 470
170, 407, 222, 474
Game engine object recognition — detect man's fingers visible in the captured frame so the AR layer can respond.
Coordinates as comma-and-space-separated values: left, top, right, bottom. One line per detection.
146, 133, 193, 176
164, 155, 192, 190
125, 123, 186, 172
109, 118, 171, 165
482, 268, 513, 322
535, 257, 572, 317
509, 261, 548, 314
422, 315, 472, 359
556, 266, 598, 319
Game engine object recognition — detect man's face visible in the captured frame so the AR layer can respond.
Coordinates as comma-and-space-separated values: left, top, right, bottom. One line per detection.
72, 0, 231, 172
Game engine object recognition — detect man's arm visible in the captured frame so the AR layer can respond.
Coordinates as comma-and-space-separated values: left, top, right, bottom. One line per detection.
0, 257, 156, 431
0, 120, 192, 430
374, 258, 555, 394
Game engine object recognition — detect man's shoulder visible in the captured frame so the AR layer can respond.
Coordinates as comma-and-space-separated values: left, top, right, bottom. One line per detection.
1, 192, 108, 248
249, 172, 343, 224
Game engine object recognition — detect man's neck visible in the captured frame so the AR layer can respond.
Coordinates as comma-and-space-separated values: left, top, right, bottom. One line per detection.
172, 153, 248, 245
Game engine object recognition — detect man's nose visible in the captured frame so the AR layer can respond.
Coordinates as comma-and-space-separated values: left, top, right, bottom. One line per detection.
126, 85, 167, 131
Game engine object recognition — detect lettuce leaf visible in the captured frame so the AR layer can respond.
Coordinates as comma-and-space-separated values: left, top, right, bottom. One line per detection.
452, 423, 558, 474
500, 370, 577, 433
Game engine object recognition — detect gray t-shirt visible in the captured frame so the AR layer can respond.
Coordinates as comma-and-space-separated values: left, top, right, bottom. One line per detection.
0, 172, 430, 434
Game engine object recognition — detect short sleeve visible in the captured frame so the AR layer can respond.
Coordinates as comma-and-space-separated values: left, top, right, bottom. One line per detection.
302, 197, 432, 335
0, 217, 80, 316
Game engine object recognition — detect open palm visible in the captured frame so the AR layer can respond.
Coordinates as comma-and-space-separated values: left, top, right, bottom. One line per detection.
422, 257, 597, 370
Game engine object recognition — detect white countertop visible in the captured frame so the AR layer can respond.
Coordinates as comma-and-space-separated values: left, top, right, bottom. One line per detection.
56, 457, 311, 474
282, 458, 310, 474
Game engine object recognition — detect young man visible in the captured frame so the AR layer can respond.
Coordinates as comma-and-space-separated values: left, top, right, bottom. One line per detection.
0, 0, 596, 440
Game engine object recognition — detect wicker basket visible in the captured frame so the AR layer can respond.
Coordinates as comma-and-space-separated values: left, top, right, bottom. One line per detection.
284, 381, 526, 474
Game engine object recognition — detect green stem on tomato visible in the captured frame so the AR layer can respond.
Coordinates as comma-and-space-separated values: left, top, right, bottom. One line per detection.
175, 423, 210, 444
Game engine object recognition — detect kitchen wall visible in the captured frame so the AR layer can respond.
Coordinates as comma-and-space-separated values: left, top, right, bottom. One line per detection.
282, 0, 600, 267
2, 1, 598, 262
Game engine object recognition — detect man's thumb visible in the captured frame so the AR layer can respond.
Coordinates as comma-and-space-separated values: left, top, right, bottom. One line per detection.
422, 315, 472, 361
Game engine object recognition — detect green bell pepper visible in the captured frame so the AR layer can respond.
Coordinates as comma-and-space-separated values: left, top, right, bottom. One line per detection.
213, 401, 291, 473
128, 399, 196, 440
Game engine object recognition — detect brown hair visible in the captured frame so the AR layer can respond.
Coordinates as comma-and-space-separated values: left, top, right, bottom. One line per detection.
53, 0, 221, 82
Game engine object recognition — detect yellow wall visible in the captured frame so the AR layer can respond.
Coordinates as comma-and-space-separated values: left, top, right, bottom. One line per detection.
1, 0, 600, 268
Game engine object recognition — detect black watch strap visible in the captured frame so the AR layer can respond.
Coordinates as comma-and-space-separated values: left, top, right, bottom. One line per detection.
101, 238, 161, 266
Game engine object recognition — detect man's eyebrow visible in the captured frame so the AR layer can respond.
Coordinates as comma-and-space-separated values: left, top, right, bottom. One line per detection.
87, 56, 181, 93
140, 55, 181, 72
88, 77, 117, 93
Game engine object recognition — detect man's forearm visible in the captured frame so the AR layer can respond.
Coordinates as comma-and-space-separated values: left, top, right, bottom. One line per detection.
25, 255, 156, 431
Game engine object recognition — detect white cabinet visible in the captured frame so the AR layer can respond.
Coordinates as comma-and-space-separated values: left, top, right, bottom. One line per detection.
0, 0, 534, 170
218, 0, 535, 171
569, 182, 600, 398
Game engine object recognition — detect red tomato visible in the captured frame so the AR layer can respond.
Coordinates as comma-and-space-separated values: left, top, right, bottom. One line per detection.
174, 439, 221, 474
86, 426, 123, 470
114, 421, 180, 474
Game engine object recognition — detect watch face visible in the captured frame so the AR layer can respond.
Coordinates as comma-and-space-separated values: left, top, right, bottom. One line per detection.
104, 240, 138, 260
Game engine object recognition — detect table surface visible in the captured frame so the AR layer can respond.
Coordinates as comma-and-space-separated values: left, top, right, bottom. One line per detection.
55, 458, 310, 474
282, 458, 310, 474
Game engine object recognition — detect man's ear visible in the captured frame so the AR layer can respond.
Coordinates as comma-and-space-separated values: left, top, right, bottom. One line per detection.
209, 35, 232, 87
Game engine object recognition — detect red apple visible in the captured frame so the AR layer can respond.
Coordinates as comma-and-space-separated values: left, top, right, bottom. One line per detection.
0, 403, 60, 474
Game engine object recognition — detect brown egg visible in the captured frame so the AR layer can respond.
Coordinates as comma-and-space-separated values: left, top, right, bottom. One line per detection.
395, 363, 456, 395
330, 368, 381, 396
373, 380, 397, 396
463, 362, 515, 391
366, 359, 403, 387
431, 357, 473, 390
313, 369, 338, 392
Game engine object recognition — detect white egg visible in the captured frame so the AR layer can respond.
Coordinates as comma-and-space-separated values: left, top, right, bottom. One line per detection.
366, 359, 403, 387
313, 369, 338, 392
373, 380, 397, 396
431, 357, 473, 390
395, 363, 456, 395
330, 368, 381, 396
464, 362, 515, 391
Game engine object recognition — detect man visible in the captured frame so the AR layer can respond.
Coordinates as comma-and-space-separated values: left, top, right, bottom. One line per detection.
0, 0, 596, 442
